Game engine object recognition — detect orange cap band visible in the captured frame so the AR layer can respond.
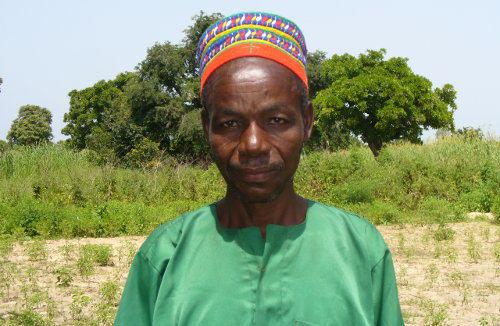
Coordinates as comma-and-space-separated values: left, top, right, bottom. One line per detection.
200, 42, 308, 94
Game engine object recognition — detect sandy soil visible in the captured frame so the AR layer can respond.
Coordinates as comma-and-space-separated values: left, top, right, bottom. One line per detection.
0, 222, 498, 325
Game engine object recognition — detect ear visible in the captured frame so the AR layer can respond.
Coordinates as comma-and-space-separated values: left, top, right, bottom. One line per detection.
302, 101, 314, 142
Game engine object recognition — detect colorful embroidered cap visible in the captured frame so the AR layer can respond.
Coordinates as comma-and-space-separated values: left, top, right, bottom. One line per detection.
196, 12, 308, 94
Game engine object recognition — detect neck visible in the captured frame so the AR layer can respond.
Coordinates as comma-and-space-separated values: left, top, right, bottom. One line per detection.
216, 183, 307, 237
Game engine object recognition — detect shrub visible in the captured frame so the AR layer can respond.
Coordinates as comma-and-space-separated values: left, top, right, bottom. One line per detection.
7, 309, 52, 326
55, 267, 73, 287
0, 137, 498, 238
434, 224, 455, 241
25, 238, 47, 261
77, 244, 113, 277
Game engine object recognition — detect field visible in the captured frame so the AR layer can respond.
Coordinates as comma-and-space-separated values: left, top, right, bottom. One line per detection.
0, 221, 498, 325
0, 135, 499, 324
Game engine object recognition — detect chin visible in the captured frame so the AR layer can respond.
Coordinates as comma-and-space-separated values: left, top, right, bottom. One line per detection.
234, 182, 285, 204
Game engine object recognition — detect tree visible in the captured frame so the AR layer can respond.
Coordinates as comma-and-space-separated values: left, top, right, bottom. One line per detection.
306, 50, 359, 152
182, 11, 224, 76
62, 12, 222, 165
7, 105, 53, 146
313, 49, 457, 156
306, 50, 329, 99
62, 72, 134, 150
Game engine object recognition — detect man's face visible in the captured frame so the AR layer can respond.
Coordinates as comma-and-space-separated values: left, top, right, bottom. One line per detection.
202, 57, 313, 203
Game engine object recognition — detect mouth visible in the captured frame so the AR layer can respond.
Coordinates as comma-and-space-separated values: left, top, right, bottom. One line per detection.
234, 167, 279, 183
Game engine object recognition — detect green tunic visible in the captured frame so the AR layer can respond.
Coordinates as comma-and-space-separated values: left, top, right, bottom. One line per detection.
115, 200, 403, 325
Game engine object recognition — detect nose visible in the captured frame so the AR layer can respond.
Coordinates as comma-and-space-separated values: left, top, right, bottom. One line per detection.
238, 121, 271, 160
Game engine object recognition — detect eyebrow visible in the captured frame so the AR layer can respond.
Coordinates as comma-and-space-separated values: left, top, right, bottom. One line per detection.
214, 103, 290, 117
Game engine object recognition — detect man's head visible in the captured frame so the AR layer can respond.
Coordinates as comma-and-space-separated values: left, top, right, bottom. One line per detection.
196, 12, 312, 203
201, 57, 313, 203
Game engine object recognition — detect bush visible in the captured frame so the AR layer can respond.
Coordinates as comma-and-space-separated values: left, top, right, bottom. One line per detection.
434, 224, 455, 241
55, 267, 73, 287
78, 244, 113, 272
0, 137, 498, 238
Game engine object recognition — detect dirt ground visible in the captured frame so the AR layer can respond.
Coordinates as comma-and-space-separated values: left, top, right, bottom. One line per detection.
0, 221, 498, 325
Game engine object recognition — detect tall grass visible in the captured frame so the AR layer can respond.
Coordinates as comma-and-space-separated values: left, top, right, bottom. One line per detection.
0, 135, 498, 238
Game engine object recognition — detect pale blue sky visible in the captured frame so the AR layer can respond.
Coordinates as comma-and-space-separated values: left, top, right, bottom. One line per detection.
1, 0, 499, 141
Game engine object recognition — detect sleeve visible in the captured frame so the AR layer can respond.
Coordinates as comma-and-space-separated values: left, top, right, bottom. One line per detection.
114, 251, 163, 326
371, 249, 404, 326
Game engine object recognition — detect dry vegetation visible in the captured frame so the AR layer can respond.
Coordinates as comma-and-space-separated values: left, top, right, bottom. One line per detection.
0, 221, 498, 325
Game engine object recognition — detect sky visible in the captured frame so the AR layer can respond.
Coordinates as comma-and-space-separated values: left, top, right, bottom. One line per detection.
1, 0, 499, 142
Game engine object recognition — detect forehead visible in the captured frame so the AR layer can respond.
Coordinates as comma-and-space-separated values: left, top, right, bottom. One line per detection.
204, 57, 302, 110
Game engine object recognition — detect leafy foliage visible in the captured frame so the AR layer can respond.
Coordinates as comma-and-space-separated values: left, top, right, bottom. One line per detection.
62, 12, 222, 165
8, 105, 53, 146
0, 136, 497, 238
313, 49, 457, 156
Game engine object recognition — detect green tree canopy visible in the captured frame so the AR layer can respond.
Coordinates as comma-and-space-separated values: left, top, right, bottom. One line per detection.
313, 49, 457, 156
62, 72, 134, 150
305, 50, 359, 152
8, 105, 53, 146
62, 11, 222, 165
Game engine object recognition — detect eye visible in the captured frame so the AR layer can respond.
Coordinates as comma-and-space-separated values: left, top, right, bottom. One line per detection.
221, 120, 239, 128
269, 117, 287, 125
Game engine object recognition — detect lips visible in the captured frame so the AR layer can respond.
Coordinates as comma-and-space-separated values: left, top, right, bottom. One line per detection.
233, 167, 279, 183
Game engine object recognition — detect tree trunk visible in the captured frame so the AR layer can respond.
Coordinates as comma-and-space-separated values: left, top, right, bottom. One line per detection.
368, 140, 383, 157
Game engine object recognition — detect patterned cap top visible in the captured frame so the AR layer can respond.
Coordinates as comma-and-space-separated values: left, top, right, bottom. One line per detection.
196, 12, 308, 93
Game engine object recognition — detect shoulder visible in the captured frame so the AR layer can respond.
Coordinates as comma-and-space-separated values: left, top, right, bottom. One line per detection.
307, 200, 389, 268
137, 203, 215, 271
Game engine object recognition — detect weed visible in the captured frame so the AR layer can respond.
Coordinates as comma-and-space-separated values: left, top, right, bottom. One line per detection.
70, 289, 91, 321
444, 245, 458, 263
397, 266, 409, 287
478, 314, 500, 326
448, 271, 467, 288
396, 232, 405, 254
434, 241, 443, 258
396, 233, 417, 259
100, 280, 118, 305
92, 244, 113, 266
479, 226, 490, 242
7, 309, 52, 326
434, 224, 455, 241
478, 316, 488, 326
76, 248, 95, 278
483, 282, 499, 295
420, 299, 448, 326
421, 226, 433, 246
54, 266, 73, 287
493, 242, 500, 263
425, 263, 439, 287
467, 234, 481, 263
0, 234, 14, 259
76, 244, 114, 277
60, 243, 76, 261
461, 284, 471, 306
24, 238, 47, 261
0, 261, 18, 300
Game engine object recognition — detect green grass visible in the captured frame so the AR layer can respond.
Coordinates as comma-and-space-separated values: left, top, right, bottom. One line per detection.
0, 135, 498, 238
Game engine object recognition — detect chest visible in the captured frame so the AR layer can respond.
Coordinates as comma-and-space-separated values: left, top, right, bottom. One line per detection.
152, 230, 374, 325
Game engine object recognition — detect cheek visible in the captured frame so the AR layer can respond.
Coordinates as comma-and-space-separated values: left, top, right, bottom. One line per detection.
209, 135, 237, 161
271, 129, 304, 159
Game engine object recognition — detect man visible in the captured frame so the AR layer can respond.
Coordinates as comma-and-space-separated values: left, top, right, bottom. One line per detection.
115, 12, 403, 325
